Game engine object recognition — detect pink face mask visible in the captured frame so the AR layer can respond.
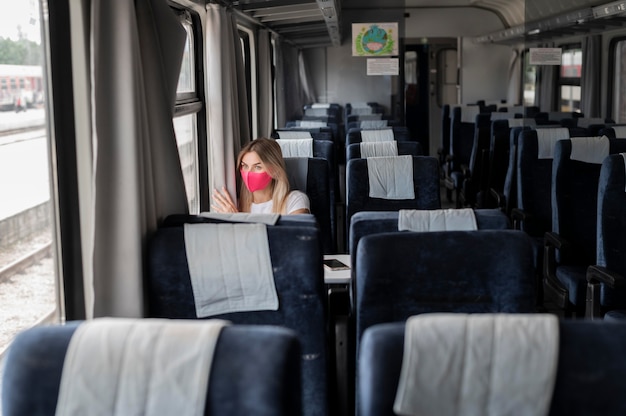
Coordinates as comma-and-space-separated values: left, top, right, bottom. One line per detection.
240, 169, 272, 192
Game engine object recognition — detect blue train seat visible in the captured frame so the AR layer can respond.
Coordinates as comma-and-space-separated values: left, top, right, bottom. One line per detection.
345, 155, 440, 236
544, 138, 626, 317
2, 320, 301, 416
359, 318, 626, 416
587, 153, 626, 320
147, 217, 328, 416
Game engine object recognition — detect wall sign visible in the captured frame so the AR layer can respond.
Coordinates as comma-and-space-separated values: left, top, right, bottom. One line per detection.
529, 48, 562, 65
367, 58, 399, 76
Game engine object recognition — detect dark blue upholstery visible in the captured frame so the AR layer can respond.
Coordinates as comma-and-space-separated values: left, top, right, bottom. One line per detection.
586, 154, 626, 318
2, 322, 301, 416
458, 113, 492, 208
501, 125, 529, 215
544, 139, 626, 315
355, 230, 536, 347
345, 156, 441, 235
147, 220, 328, 416
345, 141, 422, 162
349, 208, 511, 273
443, 106, 480, 205
284, 156, 335, 253
515, 128, 555, 267
359, 320, 626, 416
599, 125, 626, 138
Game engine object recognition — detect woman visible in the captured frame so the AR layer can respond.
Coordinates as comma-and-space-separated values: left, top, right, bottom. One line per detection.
211, 137, 310, 214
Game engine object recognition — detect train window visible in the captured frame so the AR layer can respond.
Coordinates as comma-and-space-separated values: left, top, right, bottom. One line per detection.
0, 1, 59, 355
174, 11, 200, 214
611, 38, 626, 123
558, 46, 582, 112
238, 26, 257, 140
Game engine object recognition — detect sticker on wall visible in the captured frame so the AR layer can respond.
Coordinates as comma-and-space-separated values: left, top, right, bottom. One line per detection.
352, 23, 398, 57
367, 58, 399, 76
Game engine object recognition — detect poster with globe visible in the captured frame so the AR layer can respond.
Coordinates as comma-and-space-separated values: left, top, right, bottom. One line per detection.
352, 23, 398, 56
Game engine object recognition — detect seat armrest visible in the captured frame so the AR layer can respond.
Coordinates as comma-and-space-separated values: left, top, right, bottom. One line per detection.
585, 265, 626, 319
510, 208, 531, 230
544, 231, 567, 251
587, 265, 626, 288
489, 188, 505, 210
543, 232, 570, 306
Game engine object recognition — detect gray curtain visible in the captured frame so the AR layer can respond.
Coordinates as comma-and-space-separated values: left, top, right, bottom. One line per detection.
70, 0, 189, 318
258, 29, 274, 138
298, 50, 316, 104
581, 35, 601, 117
275, 36, 305, 127
205, 4, 250, 209
506, 49, 522, 105
535, 44, 557, 111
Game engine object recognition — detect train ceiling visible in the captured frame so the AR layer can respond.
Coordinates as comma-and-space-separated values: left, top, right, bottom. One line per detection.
222, 0, 626, 47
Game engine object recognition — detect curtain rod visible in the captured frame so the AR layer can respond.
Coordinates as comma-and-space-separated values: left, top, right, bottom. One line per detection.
212, 0, 297, 47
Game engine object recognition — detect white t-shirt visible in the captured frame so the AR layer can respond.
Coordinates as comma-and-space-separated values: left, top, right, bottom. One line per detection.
250, 190, 310, 214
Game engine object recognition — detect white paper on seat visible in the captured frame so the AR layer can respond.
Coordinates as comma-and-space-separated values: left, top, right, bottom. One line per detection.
612, 126, 626, 138
398, 208, 477, 232
304, 108, 327, 116
200, 212, 280, 225
367, 155, 415, 200
570, 136, 610, 164
311, 103, 330, 109
361, 128, 394, 142
394, 313, 559, 416
55, 318, 229, 416
299, 120, 327, 128
360, 119, 388, 128
536, 127, 569, 159
352, 107, 374, 115
184, 223, 278, 317
360, 141, 398, 158
276, 138, 314, 158
461, 105, 480, 123
276, 130, 312, 139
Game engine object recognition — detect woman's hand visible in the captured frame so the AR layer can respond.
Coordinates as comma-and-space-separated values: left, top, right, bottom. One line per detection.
211, 186, 238, 213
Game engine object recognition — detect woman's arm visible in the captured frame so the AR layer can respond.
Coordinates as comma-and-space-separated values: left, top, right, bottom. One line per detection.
211, 186, 239, 213
286, 190, 311, 215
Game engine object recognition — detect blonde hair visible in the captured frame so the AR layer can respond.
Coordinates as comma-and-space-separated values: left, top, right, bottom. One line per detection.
237, 137, 291, 214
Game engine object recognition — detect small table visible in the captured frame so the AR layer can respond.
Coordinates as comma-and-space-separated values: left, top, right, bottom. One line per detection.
323, 254, 351, 285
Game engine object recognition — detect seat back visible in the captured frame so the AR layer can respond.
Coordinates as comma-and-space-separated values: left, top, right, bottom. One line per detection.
462, 113, 492, 207
355, 230, 535, 347
345, 126, 411, 146
358, 320, 626, 416
345, 141, 422, 162
593, 154, 626, 311
147, 219, 327, 416
449, 106, 478, 172
2, 322, 301, 416
349, 208, 511, 270
284, 156, 335, 253
345, 156, 440, 234
552, 139, 626, 266
516, 128, 561, 236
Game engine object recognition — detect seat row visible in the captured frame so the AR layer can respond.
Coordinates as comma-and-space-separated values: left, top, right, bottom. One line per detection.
6, 209, 626, 415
